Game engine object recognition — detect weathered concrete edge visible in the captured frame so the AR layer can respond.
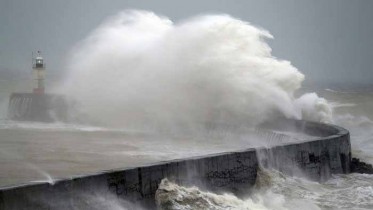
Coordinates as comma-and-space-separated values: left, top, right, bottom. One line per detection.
257, 119, 351, 181
0, 120, 351, 210
0, 147, 259, 191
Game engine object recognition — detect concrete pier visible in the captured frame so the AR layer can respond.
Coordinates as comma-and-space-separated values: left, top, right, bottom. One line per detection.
7, 93, 68, 122
0, 119, 351, 210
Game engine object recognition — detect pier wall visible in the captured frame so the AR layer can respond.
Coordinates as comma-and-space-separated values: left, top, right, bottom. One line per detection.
0, 120, 350, 210
7, 93, 68, 122
258, 119, 351, 181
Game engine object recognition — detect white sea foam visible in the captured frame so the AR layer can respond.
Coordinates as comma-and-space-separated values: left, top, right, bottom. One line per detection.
57, 10, 333, 131
0, 120, 109, 132
156, 178, 286, 210
156, 169, 373, 210
156, 174, 322, 210
295, 93, 333, 123
329, 102, 357, 108
325, 88, 356, 94
257, 169, 373, 210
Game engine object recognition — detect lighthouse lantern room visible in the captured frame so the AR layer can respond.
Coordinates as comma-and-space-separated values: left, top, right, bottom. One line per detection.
32, 51, 46, 94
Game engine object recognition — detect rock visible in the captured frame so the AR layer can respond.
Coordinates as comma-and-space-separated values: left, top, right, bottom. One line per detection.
350, 158, 373, 174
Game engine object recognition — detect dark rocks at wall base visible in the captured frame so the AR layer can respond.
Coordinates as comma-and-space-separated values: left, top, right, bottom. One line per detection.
7, 93, 69, 122
350, 158, 373, 174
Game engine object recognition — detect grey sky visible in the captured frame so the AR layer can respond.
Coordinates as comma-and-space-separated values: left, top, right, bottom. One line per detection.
1, 0, 372, 86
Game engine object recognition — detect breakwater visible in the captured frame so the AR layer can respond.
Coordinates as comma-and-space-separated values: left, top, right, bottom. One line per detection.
0, 119, 350, 210
7, 93, 68, 122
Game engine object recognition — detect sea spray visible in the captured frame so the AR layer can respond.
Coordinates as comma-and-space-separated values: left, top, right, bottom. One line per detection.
156, 168, 373, 210
334, 113, 373, 164
155, 178, 274, 210
155, 177, 322, 210
0, 147, 55, 185
0, 98, 9, 120
295, 93, 333, 123
255, 168, 373, 210
58, 10, 332, 131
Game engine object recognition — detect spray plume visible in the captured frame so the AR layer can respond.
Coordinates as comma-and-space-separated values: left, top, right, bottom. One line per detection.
60, 10, 332, 130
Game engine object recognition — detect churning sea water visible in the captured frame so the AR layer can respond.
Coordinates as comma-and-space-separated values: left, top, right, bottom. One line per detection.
0, 10, 372, 210
1, 87, 372, 210
154, 87, 373, 210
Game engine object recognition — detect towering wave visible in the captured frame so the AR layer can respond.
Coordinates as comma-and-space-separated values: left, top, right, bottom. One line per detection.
60, 10, 332, 129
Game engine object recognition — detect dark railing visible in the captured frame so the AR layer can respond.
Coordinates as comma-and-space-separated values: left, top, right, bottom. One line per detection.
33, 63, 46, 68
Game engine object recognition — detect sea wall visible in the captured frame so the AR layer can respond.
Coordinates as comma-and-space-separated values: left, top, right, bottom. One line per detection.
258, 119, 351, 181
0, 120, 350, 210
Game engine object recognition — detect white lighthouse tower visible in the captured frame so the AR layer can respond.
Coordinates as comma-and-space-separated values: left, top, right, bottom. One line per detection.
32, 51, 46, 94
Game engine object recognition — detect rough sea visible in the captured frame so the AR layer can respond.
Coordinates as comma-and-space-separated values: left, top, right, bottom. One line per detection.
1, 10, 372, 210
1, 84, 373, 210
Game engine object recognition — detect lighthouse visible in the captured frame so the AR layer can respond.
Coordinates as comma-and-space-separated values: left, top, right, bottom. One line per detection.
7, 51, 69, 122
32, 51, 46, 94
